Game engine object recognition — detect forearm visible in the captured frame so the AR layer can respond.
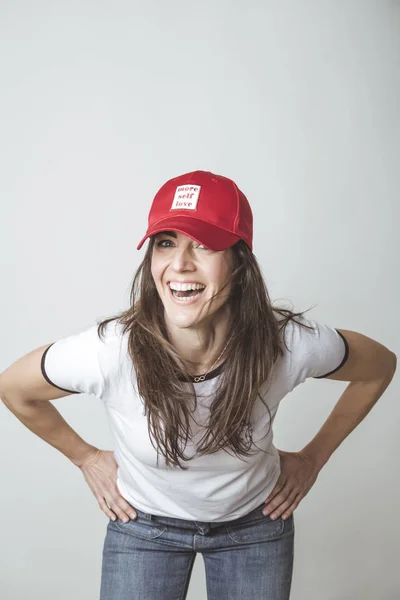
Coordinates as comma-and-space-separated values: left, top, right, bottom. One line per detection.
301, 372, 396, 470
1, 393, 97, 468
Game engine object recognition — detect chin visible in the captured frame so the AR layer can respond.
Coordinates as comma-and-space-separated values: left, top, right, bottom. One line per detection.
165, 310, 205, 328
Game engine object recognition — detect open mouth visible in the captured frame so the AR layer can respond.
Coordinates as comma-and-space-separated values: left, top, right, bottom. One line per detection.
167, 283, 206, 303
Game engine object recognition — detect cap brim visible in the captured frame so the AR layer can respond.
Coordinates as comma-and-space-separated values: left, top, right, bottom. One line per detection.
136, 216, 241, 251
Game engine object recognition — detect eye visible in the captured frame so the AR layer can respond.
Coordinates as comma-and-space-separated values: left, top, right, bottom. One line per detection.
156, 239, 173, 248
156, 239, 209, 250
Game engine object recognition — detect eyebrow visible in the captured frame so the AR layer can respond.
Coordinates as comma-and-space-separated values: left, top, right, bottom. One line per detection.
154, 231, 177, 238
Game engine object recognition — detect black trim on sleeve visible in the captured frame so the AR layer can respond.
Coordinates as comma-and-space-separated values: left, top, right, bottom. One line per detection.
313, 330, 350, 379
41, 344, 78, 394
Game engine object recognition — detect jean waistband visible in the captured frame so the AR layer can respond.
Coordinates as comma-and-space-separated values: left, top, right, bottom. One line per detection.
133, 501, 267, 532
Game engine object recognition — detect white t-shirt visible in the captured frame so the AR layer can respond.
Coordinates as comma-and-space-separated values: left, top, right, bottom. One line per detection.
41, 316, 349, 523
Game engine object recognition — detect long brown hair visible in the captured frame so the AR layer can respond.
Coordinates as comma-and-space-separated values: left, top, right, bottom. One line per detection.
97, 237, 314, 470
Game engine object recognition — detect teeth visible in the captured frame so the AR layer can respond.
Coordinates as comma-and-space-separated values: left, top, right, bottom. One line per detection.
171, 290, 203, 302
169, 282, 206, 291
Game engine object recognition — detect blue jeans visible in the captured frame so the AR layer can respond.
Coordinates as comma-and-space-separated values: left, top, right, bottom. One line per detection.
100, 501, 295, 599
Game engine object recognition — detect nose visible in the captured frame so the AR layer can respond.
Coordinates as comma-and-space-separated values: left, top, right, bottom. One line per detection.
169, 245, 197, 272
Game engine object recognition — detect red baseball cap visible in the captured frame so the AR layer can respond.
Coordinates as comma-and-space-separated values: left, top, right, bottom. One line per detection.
136, 170, 253, 251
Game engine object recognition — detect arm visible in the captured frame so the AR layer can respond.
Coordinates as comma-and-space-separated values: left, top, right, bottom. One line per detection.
301, 328, 397, 469
0, 344, 98, 468
262, 329, 396, 520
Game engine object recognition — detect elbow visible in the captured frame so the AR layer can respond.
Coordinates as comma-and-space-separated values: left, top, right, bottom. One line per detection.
384, 352, 397, 381
391, 352, 397, 373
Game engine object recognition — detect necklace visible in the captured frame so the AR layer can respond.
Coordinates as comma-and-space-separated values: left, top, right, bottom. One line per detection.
191, 334, 233, 383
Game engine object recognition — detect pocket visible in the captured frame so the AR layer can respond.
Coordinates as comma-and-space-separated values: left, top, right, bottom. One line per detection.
227, 513, 291, 544
113, 515, 167, 540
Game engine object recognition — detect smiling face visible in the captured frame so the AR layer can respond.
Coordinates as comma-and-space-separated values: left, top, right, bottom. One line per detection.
150, 230, 233, 330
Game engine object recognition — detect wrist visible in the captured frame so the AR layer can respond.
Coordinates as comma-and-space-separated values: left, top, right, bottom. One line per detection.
299, 448, 326, 471
70, 444, 100, 468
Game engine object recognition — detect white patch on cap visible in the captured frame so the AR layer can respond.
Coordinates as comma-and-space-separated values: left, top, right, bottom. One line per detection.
170, 184, 201, 210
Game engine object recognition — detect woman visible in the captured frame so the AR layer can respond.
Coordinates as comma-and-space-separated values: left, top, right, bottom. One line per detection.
0, 170, 396, 600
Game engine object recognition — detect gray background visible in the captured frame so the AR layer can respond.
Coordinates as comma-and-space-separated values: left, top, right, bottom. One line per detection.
1, 1, 399, 598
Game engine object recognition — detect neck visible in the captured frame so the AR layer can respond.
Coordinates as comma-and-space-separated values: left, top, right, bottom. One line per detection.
165, 308, 231, 375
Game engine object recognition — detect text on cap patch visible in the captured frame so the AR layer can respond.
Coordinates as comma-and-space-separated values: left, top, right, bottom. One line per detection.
170, 185, 201, 210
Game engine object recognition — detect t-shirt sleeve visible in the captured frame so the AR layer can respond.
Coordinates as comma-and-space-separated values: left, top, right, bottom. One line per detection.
41, 323, 105, 399
285, 315, 349, 385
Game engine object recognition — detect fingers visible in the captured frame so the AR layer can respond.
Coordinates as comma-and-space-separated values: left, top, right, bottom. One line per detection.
270, 494, 300, 520
263, 482, 295, 514
279, 498, 300, 520
80, 449, 138, 523
102, 495, 138, 523
263, 488, 300, 519
264, 475, 286, 504
264, 482, 285, 503
101, 498, 119, 521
